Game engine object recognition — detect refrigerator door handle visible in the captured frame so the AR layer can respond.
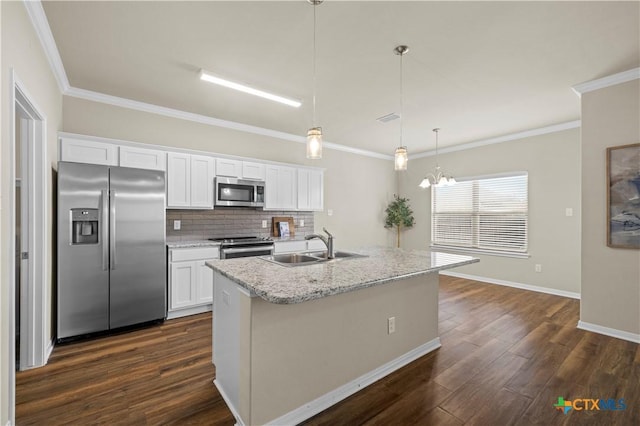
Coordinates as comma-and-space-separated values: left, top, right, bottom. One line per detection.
101, 189, 109, 271
110, 190, 117, 270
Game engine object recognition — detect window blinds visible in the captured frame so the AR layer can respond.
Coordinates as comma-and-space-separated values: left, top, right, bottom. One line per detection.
431, 173, 528, 254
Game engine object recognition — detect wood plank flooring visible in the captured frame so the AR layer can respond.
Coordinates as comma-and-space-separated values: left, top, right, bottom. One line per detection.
16, 276, 639, 425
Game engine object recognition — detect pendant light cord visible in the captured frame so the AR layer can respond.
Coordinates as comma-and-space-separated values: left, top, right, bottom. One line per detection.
400, 51, 403, 147
312, 3, 317, 127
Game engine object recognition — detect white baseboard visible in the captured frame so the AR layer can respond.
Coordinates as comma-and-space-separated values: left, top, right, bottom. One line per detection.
266, 338, 442, 425
440, 271, 581, 300
213, 379, 244, 426
577, 321, 640, 344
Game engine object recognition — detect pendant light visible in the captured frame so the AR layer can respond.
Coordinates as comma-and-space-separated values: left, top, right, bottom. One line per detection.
394, 45, 409, 171
306, 0, 323, 159
419, 128, 456, 188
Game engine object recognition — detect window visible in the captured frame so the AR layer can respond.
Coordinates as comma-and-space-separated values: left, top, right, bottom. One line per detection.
431, 173, 528, 257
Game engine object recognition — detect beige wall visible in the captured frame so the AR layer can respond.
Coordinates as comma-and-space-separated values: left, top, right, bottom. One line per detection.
247, 273, 439, 424
399, 129, 582, 295
581, 79, 640, 335
1, 1, 63, 423
62, 96, 397, 250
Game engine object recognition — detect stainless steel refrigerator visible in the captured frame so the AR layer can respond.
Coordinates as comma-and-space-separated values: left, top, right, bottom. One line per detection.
57, 161, 166, 341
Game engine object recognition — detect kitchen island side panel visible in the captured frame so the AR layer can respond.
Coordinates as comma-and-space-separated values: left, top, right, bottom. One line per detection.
248, 273, 439, 425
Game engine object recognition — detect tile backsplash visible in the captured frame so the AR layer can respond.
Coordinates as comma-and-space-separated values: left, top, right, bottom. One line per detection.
166, 208, 315, 241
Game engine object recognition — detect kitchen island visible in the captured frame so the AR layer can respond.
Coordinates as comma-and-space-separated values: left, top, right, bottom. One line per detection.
206, 247, 477, 425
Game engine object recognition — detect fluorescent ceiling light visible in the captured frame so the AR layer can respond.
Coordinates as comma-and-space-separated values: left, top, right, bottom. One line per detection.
199, 69, 301, 108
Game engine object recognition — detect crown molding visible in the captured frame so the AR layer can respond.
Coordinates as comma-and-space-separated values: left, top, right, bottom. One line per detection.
23, 0, 70, 92
572, 68, 640, 97
64, 87, 393, 161
410, 120, 581, 159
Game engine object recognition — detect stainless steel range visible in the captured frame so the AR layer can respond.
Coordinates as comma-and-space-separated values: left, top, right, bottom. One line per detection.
210, 236, 274, 259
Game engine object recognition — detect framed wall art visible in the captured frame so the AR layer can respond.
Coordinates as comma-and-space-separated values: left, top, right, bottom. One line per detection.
607, 143, 640, 249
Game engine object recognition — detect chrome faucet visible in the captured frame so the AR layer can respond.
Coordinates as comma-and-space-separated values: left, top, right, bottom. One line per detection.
305, 227, 335, 259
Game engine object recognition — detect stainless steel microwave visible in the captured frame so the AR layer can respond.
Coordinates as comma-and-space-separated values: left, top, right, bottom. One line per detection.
214, 177, 265, 208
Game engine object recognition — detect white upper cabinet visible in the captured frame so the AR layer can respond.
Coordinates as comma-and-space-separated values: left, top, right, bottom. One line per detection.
216, 158, 266, 181
167, 153, 214, 209
297, 169, 324, 211
119, 146, 166, 171
242, 161, 266, 181
265, 165, 297, 210
167, 153, 191, 207
60, 137, 117, 166
216, 158, 242, 178
190, 155, 215, 208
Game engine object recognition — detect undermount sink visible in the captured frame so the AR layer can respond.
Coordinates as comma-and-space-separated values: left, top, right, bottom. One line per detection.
261, 251, 367, 267
305, 251, 367, 260
269, 253, 321, 265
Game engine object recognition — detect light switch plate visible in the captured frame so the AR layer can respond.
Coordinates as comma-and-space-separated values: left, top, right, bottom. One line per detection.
173, 220, 181, 230
565, 208, 573, 217
300, 220, 305, 227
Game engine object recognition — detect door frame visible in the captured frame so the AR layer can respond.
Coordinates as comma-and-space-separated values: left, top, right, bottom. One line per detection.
8, 69, 49, 423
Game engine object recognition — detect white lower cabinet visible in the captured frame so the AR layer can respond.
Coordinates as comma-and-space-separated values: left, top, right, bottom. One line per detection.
168, 247, 218, 319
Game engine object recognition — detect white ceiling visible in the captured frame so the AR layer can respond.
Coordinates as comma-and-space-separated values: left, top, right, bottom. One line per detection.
41, 1, 639, 155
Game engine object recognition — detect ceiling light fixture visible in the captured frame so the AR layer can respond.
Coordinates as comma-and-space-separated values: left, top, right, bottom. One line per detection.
199, 69, 302, 108
394, 45, 409, 171
419, 128, 456, 188
306, 0, 323, 159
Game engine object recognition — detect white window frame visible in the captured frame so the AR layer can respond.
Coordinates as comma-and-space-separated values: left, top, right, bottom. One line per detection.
430, 172, 530, 259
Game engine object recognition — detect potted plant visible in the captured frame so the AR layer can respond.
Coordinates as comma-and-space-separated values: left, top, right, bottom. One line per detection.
384, 194, 415, 248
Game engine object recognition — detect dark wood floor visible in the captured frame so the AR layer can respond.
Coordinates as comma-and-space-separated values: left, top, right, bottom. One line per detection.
16, 276, 639, 425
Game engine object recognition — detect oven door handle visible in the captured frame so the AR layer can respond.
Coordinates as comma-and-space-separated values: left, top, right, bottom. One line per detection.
222, 246, 274, 255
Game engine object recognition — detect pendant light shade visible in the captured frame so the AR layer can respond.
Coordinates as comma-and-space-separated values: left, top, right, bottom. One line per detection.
394, 45, 409, 171
394, 146, 408, 171
306, 0, 323, 159
307, 127, 323, 159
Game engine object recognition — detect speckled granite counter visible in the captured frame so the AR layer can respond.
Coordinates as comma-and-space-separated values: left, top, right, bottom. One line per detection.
166, 240, 221, 249
206, 247, 478, 304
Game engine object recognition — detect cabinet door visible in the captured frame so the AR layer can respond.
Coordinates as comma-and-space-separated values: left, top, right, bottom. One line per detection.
242, 161, 266, 180
60, 137, 117, 166
216, 158, 241, 178
119, 146, 166, 171
264, 166, 279, 209
167, 153, 191, 207
308, 169, 324, 211
278, 166, 297, 210
196, 261, 214, 304
297, 169, 311, 210
169, 262, 197, 310
191, 155, 214, 208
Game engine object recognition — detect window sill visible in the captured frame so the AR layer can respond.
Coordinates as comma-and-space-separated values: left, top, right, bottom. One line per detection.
430, 245, 530, 259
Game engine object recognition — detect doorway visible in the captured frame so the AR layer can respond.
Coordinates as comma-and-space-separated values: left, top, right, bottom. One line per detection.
8, 70, 49, 423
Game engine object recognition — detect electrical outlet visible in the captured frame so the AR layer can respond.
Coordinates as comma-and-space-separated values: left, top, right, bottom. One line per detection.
173, 220, 181, 230
327, 209, 333, 216
261, 220, 267, 228
388, 317, 396, 334
535, 264, 542, 273
565, 208, 573, 217
300, 220, 305, 227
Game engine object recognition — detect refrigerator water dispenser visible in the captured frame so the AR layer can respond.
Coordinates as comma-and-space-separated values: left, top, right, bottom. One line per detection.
71, 208, 99, 244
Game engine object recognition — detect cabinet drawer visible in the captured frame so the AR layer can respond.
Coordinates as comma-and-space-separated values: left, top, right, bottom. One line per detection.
170, 247, 219, 262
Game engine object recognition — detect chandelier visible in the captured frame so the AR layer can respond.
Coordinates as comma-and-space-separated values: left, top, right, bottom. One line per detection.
419, 128, 456, 188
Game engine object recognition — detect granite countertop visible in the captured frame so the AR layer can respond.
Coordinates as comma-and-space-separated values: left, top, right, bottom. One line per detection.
206, 247, 478, 304
167, 240, 221, 249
